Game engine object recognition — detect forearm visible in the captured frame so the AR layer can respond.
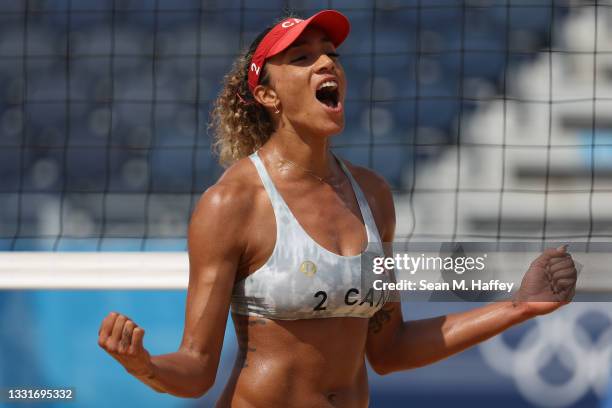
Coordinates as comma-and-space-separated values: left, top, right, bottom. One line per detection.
387, 302, 532, 372
132, 351, 215, 398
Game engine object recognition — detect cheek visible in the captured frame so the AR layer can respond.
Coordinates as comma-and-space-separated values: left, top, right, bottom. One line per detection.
278, 70, 312, 107
338, 70, 347, 98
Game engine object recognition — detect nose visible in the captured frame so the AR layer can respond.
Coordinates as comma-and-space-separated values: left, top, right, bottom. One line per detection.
314, 53, 336, 74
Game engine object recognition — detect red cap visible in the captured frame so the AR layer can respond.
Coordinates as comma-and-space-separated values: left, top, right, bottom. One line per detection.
247, 10, 350, 95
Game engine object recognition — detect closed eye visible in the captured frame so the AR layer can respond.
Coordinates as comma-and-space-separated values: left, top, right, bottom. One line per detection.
290, 55, 307, 63
290, 52, 340, 64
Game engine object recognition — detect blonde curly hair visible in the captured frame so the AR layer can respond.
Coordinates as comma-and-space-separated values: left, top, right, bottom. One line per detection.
210, 27, 275, 167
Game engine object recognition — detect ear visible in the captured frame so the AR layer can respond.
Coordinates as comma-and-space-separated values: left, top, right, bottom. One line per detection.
253, 84, 279, 112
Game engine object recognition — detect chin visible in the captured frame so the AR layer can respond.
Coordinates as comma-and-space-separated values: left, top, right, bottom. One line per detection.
293, 109, 344, 137
318, 120, 345, 138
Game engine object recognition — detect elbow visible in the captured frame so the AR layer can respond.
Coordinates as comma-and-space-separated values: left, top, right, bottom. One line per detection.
172, 350, 218, 399
197, 377, 216, 398
172, 383, 213, 399
371, 362, 394, 376
369, 349, 426, 375
185, 376, 215, 399
371, 357, 427, 375
163, 373, 215, 399
368, 353, 398, 376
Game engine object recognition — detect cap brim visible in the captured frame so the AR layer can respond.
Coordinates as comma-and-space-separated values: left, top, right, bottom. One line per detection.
268, 10, 350, 58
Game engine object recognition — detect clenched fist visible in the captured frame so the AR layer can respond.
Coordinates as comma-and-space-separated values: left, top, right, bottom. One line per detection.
514, 245, 578, 316
98, 312, 154, 378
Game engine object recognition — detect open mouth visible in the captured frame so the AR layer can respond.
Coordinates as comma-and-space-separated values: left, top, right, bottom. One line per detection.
315, 80, 340, 109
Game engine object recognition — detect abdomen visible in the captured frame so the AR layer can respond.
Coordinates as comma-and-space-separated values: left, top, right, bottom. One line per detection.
217, 314, 371, 408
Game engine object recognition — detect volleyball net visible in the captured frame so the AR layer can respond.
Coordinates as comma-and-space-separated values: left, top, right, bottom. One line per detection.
0, 0, 611, 288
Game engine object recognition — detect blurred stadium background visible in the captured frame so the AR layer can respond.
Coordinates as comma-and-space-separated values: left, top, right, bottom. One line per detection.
1, 0, 612, 407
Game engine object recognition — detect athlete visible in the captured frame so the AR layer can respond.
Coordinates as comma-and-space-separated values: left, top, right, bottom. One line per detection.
97, 10, 578, 407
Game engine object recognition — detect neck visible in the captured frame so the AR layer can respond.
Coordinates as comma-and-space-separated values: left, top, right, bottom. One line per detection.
264, 126, 336, 180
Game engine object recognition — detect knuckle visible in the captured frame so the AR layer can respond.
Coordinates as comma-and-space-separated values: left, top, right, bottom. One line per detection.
555, 263, 569, 271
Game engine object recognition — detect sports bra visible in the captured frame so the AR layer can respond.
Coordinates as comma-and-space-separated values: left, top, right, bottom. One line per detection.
230, 150, 391, 320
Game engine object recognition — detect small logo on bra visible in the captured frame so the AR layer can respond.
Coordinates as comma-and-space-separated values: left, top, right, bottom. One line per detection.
299, 260, 317, 277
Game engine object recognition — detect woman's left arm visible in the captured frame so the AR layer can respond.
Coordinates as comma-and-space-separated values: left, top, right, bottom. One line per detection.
359, 167, 577, 375
367, 299, 550, 375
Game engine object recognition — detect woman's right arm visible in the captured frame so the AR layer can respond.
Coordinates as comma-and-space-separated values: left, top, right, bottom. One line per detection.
98, 181, 252, 398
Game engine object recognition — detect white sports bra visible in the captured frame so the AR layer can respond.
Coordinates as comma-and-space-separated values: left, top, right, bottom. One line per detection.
230, 151, 391, 320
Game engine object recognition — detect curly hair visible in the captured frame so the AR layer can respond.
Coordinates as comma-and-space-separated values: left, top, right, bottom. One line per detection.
209, 27, 275, 167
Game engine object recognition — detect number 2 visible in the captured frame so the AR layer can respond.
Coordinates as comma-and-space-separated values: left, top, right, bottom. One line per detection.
313, 291, 327, 311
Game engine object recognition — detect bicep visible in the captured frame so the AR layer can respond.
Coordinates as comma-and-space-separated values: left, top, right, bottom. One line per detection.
366, 176, 400, 348
358, 167, 396, 243
366, 301, 403, 361
179, 186, 247, 367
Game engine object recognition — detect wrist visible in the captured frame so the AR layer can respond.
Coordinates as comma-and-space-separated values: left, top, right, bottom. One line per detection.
507, 298, 534, 322
127, 356, 156, 380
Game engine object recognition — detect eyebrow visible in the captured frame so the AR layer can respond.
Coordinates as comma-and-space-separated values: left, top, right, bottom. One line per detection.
287, 35, 333, 50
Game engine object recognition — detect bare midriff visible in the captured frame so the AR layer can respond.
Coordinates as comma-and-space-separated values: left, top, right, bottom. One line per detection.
215, 314, 371, 408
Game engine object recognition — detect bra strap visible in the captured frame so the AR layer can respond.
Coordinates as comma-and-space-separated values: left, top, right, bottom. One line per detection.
334, 153, 383, 244
251, 149, 383, 244
249, 151, 291, 218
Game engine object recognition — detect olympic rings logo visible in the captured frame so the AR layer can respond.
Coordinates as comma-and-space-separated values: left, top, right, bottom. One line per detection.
479, 303, 612, 407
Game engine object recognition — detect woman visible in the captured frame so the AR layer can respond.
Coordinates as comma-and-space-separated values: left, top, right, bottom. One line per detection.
97, 10, 577, 407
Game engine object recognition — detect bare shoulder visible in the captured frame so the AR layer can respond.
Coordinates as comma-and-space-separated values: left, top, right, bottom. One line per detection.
189, 156, 264, 248
339, 158, 396, 241
340, 158, 393, 204
342, 161, 391, 194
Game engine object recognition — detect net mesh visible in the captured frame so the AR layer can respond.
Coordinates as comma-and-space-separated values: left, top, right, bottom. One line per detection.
0, 0, 608, 251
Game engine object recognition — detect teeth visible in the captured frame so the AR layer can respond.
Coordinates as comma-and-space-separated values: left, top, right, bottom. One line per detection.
317, 80, 338, 91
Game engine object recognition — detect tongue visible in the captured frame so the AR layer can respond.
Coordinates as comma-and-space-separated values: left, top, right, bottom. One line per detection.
316, 88, 336, 107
